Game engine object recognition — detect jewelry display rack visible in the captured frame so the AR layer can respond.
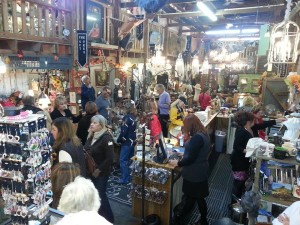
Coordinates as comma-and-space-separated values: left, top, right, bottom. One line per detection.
0, 114, 52, 225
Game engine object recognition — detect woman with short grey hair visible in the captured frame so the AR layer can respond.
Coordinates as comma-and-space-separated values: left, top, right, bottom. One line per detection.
84, 114, 114, 223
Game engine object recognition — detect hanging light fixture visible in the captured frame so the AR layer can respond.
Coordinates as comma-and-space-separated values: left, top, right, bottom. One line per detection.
175, 53, 185, 79
268, 0, 300, 64
0, 57, 7, 74
191, 56, 200, 78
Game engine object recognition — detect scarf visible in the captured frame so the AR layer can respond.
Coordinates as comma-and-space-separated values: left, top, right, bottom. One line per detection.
91, 128, 107, 145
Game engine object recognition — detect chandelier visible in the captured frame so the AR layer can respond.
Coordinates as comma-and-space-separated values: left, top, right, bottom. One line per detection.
149, 49, 171, 74
268, 0, 300, 64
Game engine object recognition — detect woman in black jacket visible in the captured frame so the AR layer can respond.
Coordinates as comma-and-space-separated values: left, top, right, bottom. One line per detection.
76, 101, 98, 145
231, 111, 255, 200
169, 114, 210, 225
84, 115, 114, 224
51, 117, 86, 177
50, 96, 82, 123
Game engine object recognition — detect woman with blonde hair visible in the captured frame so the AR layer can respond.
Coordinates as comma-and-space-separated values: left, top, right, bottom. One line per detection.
50, 96, 82, 123
51, 117, 86, 177
51, 162, 81, 209
84, 114, 114, 223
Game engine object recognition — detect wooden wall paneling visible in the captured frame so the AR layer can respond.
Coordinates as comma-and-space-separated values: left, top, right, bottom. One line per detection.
45, 8, 50, 37
12, 0, 18, 33
38, 7, 43, 36
30, 4, 35, 35
2, 0, 9, 32
21, 1, 27, 34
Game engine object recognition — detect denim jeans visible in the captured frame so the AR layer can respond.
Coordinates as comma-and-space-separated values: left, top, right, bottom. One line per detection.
119, 145, 134, 183
92, 175, 114, 223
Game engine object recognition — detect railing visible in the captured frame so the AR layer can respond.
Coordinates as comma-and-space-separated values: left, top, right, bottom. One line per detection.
0, 0, 73, 44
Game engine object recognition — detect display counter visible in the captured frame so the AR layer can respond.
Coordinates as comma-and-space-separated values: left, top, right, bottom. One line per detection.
131, 158, 181, 225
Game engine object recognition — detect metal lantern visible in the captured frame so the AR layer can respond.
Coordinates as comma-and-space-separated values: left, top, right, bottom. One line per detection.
268, 20, 300, 64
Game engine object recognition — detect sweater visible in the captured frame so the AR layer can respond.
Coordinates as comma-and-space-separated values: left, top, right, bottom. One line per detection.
231, 127, 253, 172
198, 93, 211, 111
117, 113, 137, 146
178, 132, 210, 182
84, 132, 114, 176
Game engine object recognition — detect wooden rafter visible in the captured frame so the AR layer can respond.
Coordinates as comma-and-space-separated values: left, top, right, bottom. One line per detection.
158, 4, 285, 19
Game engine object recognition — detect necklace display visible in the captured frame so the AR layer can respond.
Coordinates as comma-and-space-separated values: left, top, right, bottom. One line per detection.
0, 114, 52, 224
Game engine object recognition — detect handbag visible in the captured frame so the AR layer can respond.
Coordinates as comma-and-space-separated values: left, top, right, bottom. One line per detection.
84, 149, 97, 175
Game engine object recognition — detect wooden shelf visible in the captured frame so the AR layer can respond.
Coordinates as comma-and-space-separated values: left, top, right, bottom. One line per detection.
256, 155, 300, 166
260, 194, 299, 207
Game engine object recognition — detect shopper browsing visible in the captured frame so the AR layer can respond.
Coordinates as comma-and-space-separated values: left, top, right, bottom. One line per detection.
198, 87, 211, 111
117, 100, 137, 185
51, 117, 86, 177
76, 101, 98, 145
50, 96, 82, 123
231, 111, 255, 200
51, 162, 81, 209
168, 114, 210, 225
84, 115, 114, 223
169, 95, 187, 133
56, 176, 112, 225
81, 75, 96, 112
95, 86, 112, 121
156, 84, 171, 137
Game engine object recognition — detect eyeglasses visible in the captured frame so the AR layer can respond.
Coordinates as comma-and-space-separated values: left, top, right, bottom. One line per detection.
106, 91, 112, 95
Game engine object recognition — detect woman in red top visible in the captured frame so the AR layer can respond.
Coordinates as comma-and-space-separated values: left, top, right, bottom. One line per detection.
147, 101, 162, 143
198, 87, 211, 111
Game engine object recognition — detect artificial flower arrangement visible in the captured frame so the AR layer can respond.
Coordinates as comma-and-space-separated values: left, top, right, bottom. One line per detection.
284, 74, 300, 93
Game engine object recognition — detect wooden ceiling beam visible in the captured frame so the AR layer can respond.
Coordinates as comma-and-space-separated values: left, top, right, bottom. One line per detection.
158, 4, 285, 19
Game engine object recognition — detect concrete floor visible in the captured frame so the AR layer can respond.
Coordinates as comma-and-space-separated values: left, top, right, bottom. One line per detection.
110, 200, 141, 225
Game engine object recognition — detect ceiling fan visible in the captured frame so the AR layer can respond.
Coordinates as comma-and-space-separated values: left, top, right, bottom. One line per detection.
224, 0, 245, 6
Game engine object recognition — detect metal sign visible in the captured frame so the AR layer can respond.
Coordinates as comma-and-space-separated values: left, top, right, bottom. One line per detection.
77, 31, 88, 67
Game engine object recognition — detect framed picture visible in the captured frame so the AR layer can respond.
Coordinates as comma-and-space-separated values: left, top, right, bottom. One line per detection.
86, 0, 104, 42
95, 70, 108, 87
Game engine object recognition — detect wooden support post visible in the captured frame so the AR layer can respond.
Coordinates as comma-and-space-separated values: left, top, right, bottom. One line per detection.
52, 10, 56, 38
38, 7, 43, 36
45, 8, 50, 37
58, 10, 62, 39
30, 5, 35, 35
113, 0, 120, 46
2, 0, 9, 32
21, 1, 27, 34
163, 19, 169, 56
12, 0, 18, 33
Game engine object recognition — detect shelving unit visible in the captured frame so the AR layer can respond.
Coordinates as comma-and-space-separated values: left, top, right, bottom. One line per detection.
252, 156, 300, 224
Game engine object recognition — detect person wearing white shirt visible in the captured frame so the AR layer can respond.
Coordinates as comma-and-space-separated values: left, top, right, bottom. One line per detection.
272, 201, 300, 225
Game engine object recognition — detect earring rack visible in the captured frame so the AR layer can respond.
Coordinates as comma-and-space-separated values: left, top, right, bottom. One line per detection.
0, 114, 52, 225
